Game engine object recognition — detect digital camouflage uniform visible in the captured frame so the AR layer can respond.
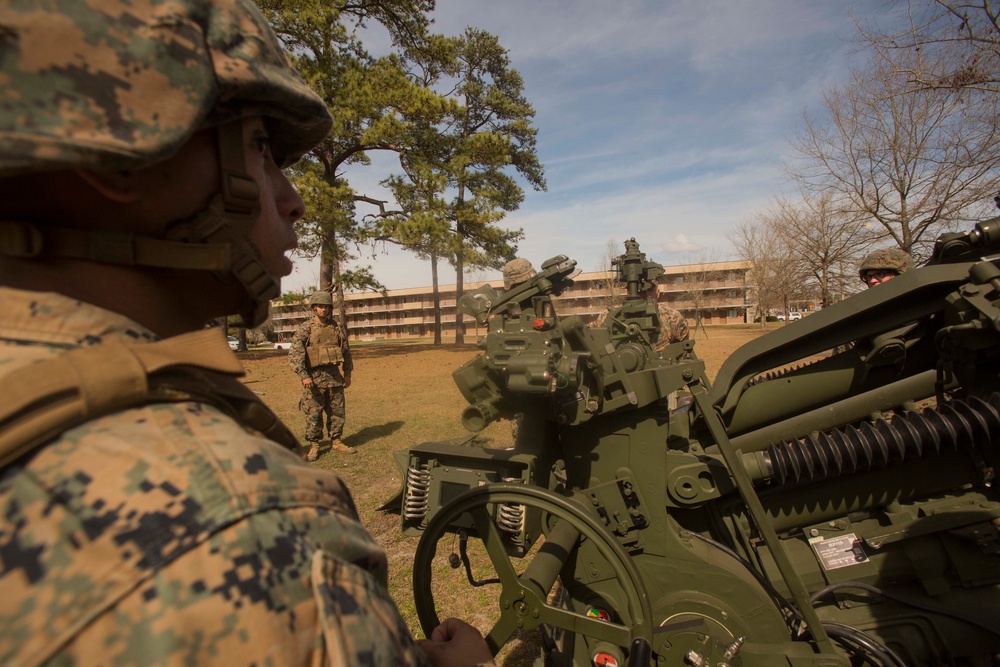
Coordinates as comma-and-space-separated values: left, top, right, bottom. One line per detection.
0, 0, 430, 664
0, 288, 428, 666
591, 303, 690, 351
289, 317, 354, 448
650, 303, 690, 351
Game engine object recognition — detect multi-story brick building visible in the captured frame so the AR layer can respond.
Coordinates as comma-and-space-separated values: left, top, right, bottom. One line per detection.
271, 259, 751, 341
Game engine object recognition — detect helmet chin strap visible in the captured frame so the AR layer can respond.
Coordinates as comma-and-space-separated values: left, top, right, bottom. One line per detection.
0, 120, 281, 329
165, 120, 279, 328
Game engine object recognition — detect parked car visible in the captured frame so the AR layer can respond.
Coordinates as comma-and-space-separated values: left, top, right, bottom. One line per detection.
273, 338, 293, 350
788, 311, 803, 321
227, 336, 240, 351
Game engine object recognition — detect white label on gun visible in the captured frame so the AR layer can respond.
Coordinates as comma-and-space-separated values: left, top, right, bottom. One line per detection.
811, 533, 870, 570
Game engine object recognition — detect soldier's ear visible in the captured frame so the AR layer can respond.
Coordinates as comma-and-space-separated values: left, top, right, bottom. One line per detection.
74, 169, 144, 204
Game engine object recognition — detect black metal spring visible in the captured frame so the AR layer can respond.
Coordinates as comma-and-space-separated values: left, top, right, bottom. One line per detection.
763, 393, 1000, 485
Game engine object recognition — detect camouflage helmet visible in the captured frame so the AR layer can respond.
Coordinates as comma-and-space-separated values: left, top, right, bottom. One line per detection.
0, 0, 333, 329
308, 291, 334, 307
503, 258, 536, 290
0, 0, 333, 175
859, 248, 915, 283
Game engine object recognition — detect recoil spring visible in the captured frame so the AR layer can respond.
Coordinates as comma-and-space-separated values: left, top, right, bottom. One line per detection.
403, 464, 430, 520
764, 393, 1000, 485
496, 476, 525, 533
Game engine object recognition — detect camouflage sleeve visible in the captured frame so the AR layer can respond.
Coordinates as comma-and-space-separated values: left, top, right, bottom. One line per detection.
340, 321, 353, 376
288, 320, 311, 379
0, 402, 431, 666
656, 305, 689, 349
38, 505, 431, 666
589, 310, 608, 329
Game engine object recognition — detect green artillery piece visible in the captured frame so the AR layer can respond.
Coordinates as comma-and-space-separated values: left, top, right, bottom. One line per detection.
395, 227, 1000, 666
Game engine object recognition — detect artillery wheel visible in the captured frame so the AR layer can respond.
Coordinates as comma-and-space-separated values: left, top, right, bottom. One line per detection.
412, 483, 653, 658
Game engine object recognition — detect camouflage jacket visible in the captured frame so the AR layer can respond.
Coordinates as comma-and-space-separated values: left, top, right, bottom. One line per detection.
288, 317, 353, 383
0, 288, 427, 667
652, 303, 690, 351
591, 302, 690, 352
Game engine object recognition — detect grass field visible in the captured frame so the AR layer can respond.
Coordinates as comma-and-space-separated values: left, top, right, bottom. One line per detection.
240, 324, 775, 664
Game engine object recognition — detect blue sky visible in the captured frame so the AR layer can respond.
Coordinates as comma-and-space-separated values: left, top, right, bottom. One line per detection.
285, 1, 895, 293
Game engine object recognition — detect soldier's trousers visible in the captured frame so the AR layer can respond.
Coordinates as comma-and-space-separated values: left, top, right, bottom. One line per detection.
299, 384, 346, 442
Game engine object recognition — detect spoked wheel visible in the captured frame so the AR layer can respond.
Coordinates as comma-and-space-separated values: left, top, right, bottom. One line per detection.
412, 483, 653, 658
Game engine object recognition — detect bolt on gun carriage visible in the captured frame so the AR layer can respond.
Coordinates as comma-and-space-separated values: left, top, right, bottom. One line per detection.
395, 231, 1000, 666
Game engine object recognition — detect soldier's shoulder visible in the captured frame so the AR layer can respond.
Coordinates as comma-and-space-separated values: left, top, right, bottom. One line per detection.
11, 401, 354, 516
0, 403, 372, 666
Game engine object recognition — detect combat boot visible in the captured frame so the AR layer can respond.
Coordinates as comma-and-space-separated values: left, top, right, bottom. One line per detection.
329, 438, 356, 454
305, 441, 320, 462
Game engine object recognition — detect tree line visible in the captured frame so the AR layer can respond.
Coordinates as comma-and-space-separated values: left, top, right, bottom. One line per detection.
731, 0, 1000, 325
254, 0, 545, 345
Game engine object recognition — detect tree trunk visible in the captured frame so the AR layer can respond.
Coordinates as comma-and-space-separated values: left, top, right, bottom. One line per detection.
320, 235, 349, 335
431, 252, 442, 345
454, 222, 465, 345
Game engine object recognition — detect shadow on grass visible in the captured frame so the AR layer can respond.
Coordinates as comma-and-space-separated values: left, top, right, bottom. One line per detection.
344, 421, 405, 447
350, 343, 480, 359
239, 342, 480, 362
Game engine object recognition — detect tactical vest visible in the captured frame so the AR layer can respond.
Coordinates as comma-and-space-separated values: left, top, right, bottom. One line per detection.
0, 328, 298, 469
306, 322, 344, 368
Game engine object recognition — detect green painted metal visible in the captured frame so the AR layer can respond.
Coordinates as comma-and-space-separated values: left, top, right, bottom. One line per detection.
399, 226, 1000, 666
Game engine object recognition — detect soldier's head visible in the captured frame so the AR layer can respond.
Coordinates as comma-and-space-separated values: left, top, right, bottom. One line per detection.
502, 258, 536, 290
308, 290, 333, 321
859, 248, 914, 288
0, 0, 332, 332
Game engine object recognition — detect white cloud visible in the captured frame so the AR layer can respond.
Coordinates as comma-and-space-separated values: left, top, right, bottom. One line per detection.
289, 1, 904, 294
662, 234, 704, 254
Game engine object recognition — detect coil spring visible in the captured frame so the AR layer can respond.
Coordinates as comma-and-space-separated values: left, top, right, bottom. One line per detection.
403, 464, 430, 520
764, 392, 1000, 485
496, 477, 525, 533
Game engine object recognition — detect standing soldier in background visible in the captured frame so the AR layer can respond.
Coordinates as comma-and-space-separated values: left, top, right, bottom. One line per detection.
859, 248, 915, 288
0, 1, 490, 665
289, 290, 355, 460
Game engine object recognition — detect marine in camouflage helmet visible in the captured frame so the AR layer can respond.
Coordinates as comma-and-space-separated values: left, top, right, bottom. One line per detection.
859, 248, 915, 287
310, 290, 335, 306
0, 1, 491, 664
291, 290, 356, 459
503, 258, 536, 290
0, 0, 333, 327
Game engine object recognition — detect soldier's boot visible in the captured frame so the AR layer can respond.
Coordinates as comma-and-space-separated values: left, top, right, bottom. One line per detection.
329, 438, 356, 454
305, 441, 321, 462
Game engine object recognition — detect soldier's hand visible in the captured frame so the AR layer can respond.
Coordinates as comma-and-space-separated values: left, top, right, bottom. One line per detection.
343, 375, 351, 389
416, 618, 494, 666
302, 376, 314, 390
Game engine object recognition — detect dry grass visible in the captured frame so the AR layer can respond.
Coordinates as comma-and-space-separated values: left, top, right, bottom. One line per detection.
240, 324, 774, 663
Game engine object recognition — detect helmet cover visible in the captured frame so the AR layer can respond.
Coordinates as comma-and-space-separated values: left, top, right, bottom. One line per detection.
502, 258, 536, 290
309, 291, 334, 307
0, 0, 332, 175
859, 248, 915, 282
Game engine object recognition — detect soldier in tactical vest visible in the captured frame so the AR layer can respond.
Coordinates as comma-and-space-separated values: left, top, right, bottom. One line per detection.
0, 1, 491, 665
289, 290, 355, 460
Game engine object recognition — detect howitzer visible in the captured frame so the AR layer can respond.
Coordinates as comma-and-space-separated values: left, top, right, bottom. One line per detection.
395, 228, 1000, 666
